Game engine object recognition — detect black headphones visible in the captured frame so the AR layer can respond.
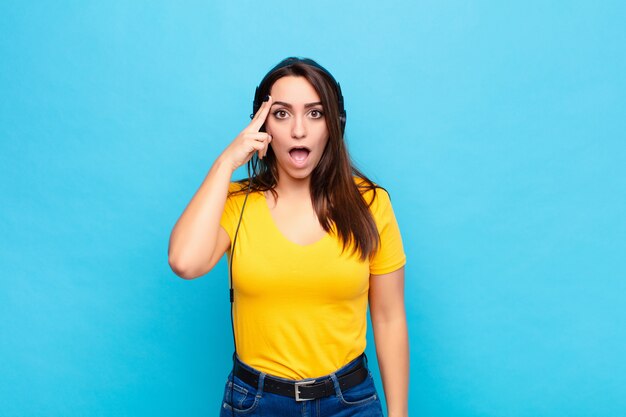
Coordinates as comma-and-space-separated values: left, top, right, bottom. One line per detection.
251, 57, 347, 134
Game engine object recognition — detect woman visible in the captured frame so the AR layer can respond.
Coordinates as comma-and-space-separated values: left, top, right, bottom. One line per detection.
168, 57, 409, 416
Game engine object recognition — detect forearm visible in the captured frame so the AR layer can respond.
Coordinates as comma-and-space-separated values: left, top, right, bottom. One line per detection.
168, 155, 233, 277
372, 316, 409, 417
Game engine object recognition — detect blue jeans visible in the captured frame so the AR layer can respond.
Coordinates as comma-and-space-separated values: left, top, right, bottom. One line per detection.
219, 353, 384, 416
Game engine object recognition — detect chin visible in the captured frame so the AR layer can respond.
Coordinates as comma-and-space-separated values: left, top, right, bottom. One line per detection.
288, 171, 313, 181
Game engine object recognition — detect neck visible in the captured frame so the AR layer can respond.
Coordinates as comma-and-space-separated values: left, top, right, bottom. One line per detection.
273, 176, 311, 201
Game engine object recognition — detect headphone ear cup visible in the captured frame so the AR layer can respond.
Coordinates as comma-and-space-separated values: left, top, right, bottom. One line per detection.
336, 82, 346, 135
340, 111, 346, 135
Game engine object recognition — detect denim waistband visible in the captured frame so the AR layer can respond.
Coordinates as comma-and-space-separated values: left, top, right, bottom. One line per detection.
232, 352, 369, 383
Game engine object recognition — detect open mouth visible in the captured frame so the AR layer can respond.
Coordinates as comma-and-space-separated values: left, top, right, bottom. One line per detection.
288, 147, 311, 164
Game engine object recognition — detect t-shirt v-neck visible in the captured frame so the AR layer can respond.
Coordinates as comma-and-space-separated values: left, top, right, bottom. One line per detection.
260, 190, 330, 248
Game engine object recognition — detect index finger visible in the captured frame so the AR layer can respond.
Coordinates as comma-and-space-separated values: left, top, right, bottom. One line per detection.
248, 95, 273, 132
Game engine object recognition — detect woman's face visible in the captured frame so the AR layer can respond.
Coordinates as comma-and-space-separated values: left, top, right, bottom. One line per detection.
266, 76, 329, 183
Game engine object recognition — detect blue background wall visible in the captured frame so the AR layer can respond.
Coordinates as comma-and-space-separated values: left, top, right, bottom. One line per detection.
1, 1, 625, 416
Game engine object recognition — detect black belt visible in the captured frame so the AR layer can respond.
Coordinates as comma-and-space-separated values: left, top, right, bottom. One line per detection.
233, 356, 369, 402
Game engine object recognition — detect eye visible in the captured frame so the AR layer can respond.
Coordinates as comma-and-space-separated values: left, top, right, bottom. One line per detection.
309, 109, 324, 119
272, 110, 289, 120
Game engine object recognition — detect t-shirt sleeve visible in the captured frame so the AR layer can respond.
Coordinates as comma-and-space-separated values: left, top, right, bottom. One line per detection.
219, 182, 244, 242
368, 188, 407, 275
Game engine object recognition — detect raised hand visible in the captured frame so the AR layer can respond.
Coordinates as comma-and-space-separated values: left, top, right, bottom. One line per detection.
220, 95, 273, 171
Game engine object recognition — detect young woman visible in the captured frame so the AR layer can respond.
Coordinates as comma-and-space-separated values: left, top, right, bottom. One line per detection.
168, 57, 409, 416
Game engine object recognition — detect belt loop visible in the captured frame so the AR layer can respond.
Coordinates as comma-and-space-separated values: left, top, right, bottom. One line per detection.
329, 369, 342, 397
363, 352, 369, 368
256, 371, 266, 398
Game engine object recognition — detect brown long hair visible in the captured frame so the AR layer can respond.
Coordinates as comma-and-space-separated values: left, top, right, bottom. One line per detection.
233, 58, 381, 261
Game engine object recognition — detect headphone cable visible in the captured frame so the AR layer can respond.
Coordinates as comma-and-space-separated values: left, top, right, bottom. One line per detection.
227, 154, 258, 415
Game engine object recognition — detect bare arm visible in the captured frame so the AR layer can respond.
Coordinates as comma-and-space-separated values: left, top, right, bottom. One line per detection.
168, 96, 274, 279
369, 266, 409, 417
168, 158, 234, 279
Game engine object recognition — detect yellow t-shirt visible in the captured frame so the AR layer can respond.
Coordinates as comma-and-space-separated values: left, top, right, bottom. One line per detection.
219, 179, 406, 379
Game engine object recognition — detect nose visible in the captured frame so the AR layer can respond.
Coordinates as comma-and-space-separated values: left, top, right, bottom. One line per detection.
291, 114, 306, 139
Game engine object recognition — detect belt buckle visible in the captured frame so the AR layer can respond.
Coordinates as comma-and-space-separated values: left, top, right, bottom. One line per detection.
294, 379, 316, 402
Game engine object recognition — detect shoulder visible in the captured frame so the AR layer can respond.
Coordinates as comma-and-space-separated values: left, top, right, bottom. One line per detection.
223, 180, 262, 211
226, 179, 264, 200
353, 176, 392, 209
227, 180, 250, 194
351, 177, 396, 225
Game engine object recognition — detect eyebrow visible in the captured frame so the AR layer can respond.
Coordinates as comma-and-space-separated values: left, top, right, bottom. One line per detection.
270, 101, 323, 109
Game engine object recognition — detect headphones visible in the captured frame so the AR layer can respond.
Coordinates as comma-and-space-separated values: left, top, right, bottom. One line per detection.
251, 57, 347, 135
